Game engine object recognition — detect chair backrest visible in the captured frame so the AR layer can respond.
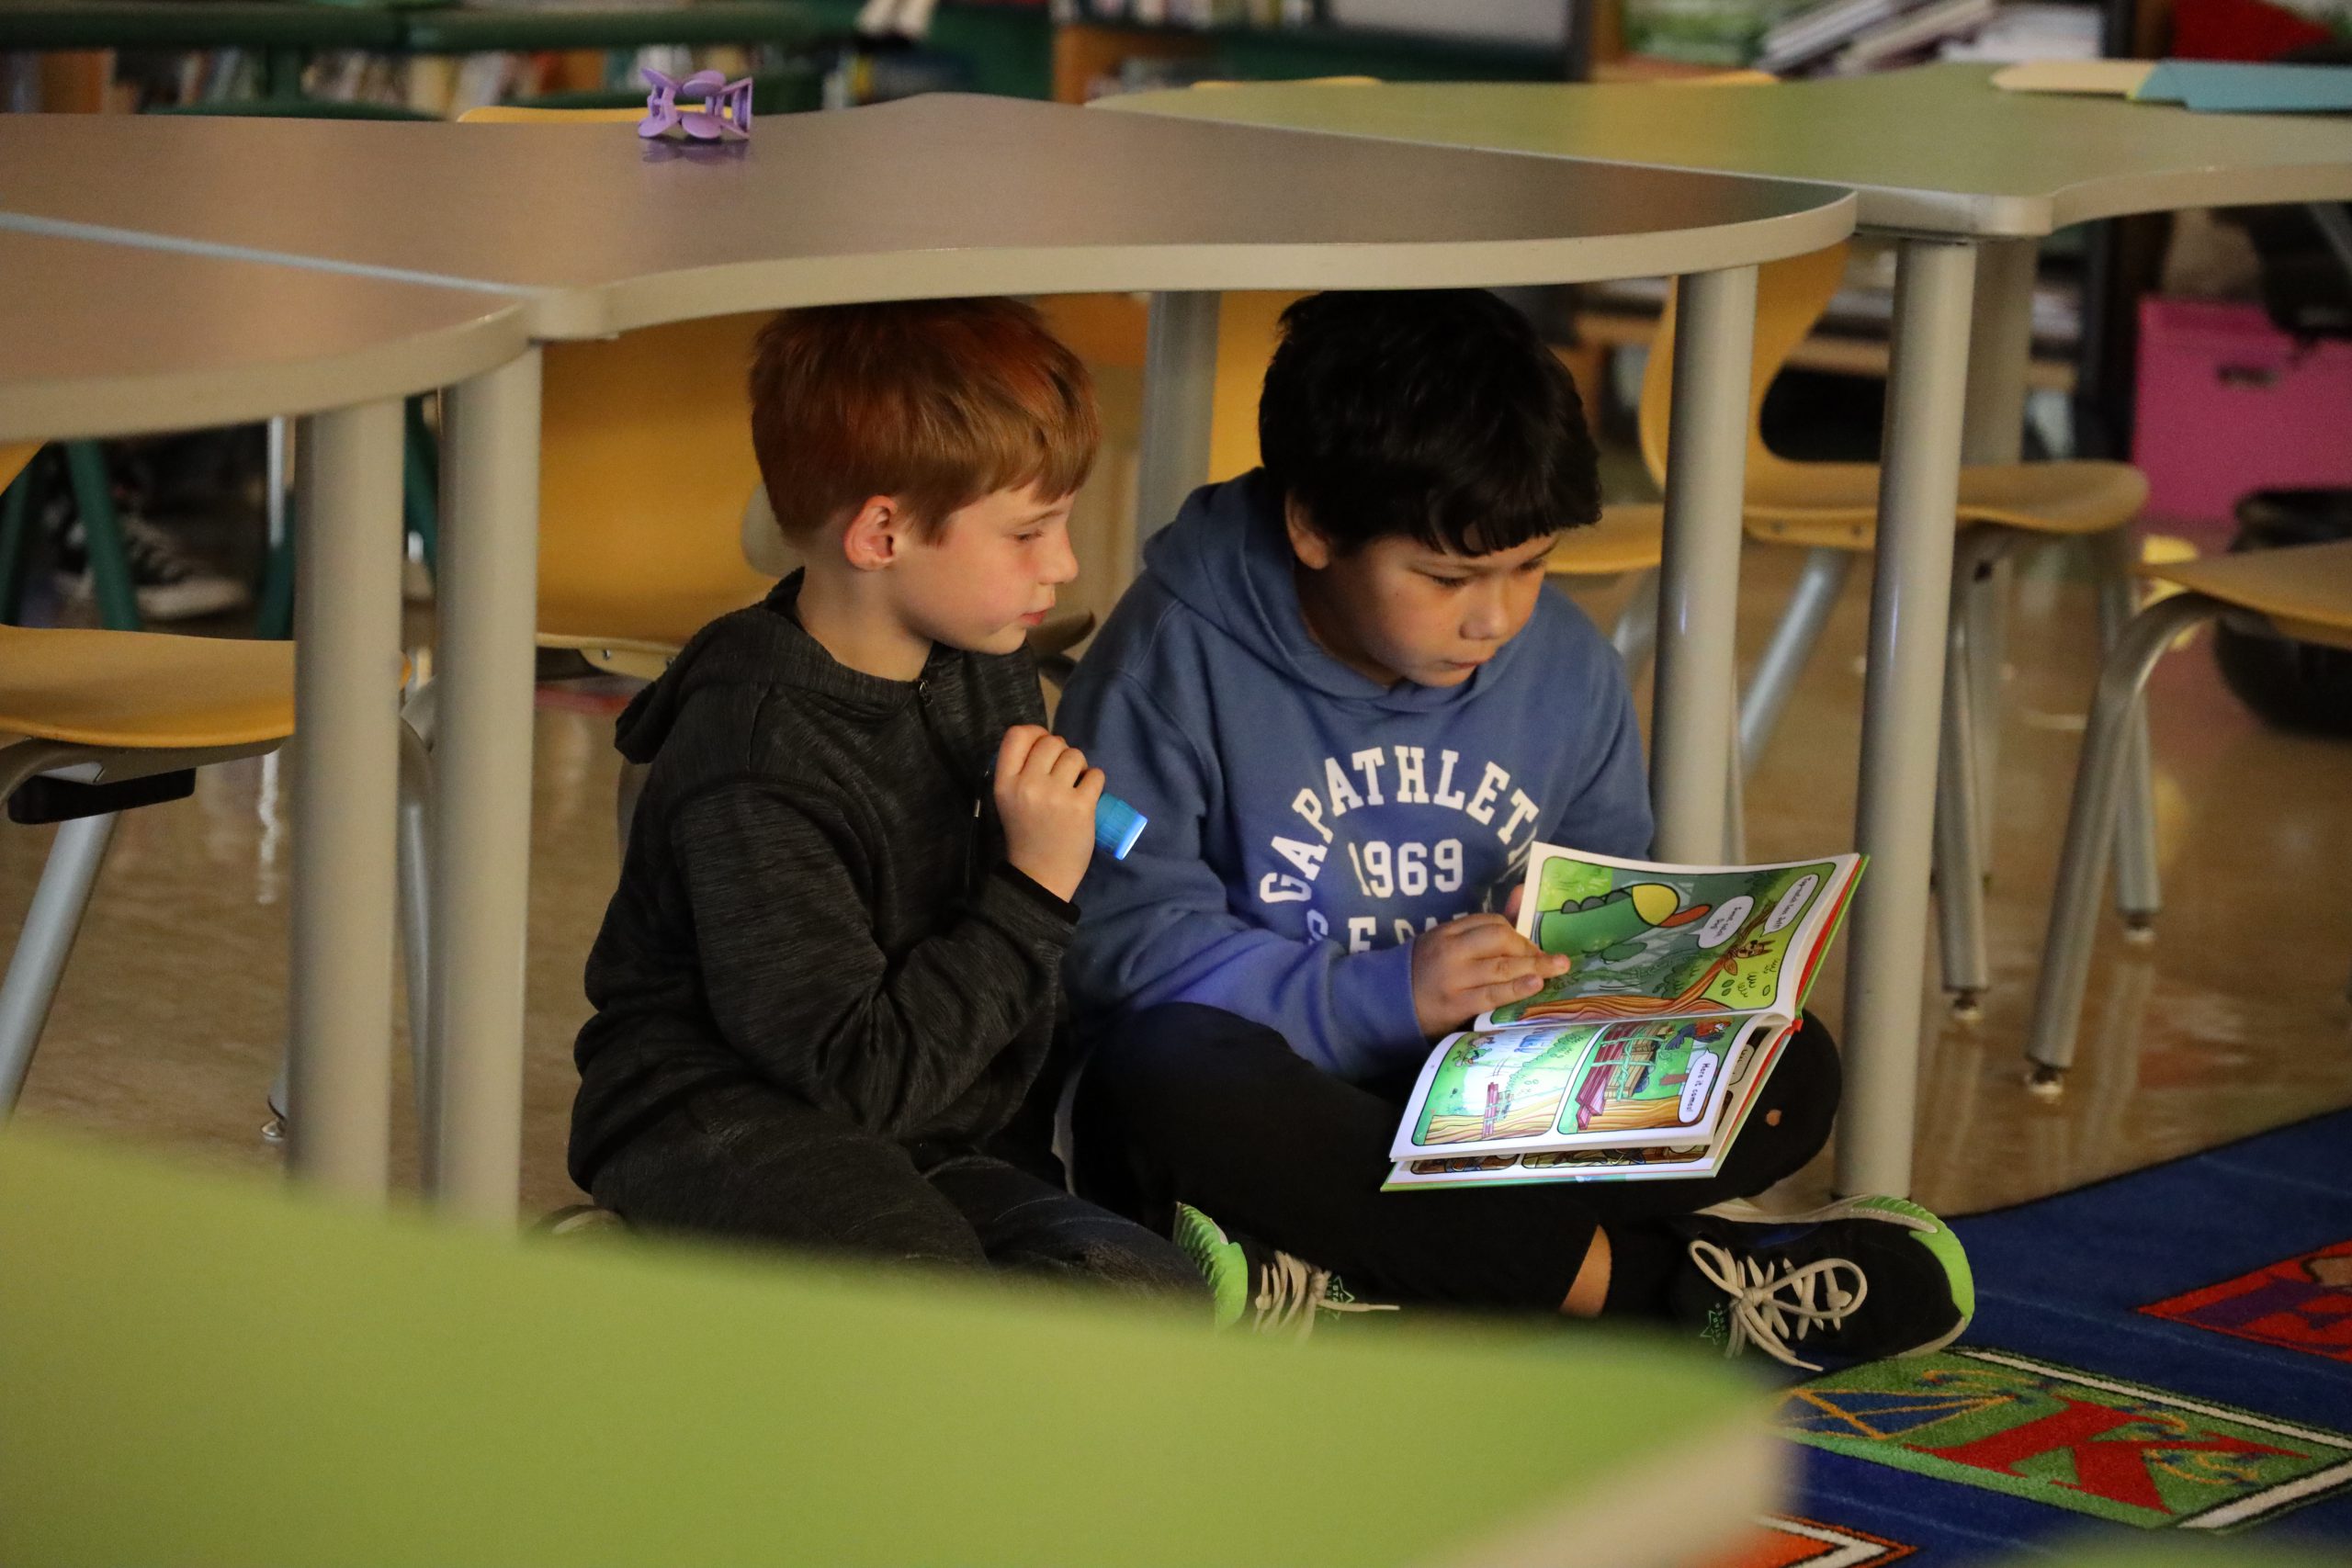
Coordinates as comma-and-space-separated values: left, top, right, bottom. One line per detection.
0, 442, 36, 494
1635, 242, 1850, 491
532, 312, 776, 649
1208, 290, 1310, 484
457, 106, 774, 649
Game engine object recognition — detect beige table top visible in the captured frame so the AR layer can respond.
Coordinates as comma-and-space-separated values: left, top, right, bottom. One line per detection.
0, 230, 529, 444
1107, 62, 2352, 239
0, 93, 1853, 339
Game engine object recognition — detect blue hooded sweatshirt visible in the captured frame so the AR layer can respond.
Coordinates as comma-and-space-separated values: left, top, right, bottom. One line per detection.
1057, 471, 1654, 1081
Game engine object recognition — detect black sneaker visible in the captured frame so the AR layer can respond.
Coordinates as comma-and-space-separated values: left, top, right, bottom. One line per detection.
1171, 1202, 1398, 1338
1669, 1195, 1974, 1371
56, 511, 251, 623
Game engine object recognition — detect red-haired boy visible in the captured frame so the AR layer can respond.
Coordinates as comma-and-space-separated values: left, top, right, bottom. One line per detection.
567, 299, 1200, 1298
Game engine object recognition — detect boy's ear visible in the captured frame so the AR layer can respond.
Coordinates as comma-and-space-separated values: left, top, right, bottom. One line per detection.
1283, 494, 1336, 570
839, 494, 909, 572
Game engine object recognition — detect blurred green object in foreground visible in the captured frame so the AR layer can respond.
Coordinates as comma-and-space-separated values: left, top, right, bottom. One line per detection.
0, 1119, 1781, 1568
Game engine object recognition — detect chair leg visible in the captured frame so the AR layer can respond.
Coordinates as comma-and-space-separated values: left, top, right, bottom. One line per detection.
1967, 550, 2013, 857
2094, 530, 2162, 941
402, 395, 440, 576
1936, 526, 2009, 1018
1722, 710, 1747, 863
1737, 547, 1851, 776
256, 417, 296, 642
63, 442, 141, 632
2024, 592, 2222, 1095
1934, 550, 1991, 1021
0, 812, 120, 1116
1610, 568, 1659, 674
398, 717, 435, 1169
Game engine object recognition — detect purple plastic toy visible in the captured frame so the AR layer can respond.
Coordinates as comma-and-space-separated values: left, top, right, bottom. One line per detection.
639, 69, 752, 142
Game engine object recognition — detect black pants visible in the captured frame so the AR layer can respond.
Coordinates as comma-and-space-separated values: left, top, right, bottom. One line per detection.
594, 1078, 1205, 1303
1073, 1004, 1840, 1316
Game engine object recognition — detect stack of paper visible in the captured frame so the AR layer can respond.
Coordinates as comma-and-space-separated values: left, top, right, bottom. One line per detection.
1831, 0, 1998, 72
1994, 57, 2352, 113
1755, 0, 1918, 74
1940, 2, 2101, 61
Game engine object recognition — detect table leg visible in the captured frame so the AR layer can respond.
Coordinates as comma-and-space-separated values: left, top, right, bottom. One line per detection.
1961, 237, 2037, 854
1136, 291, 1220, 566
1836, 238, 1978, 1200
1651, 265, 1758, 865
288, 398, 406, 1201
428, 350, 542, 1227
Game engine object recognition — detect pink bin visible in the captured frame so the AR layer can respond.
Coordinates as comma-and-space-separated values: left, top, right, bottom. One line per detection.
2132, 296, 2352, 537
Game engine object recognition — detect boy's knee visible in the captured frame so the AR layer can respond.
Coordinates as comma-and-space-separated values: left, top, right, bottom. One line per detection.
1087, 1003, 1296, 1116
1782, 1013, 1843, 1127
1716, 1015, 1840, 1196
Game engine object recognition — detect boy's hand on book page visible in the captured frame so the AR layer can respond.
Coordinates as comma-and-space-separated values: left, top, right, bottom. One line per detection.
995, 724, 1104, 904
1409, 915, 1574, 1040
1505, 884, 1525, 923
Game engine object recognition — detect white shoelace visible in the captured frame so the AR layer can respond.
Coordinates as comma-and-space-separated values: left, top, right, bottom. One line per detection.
1249, 1251, 1399, 1340
1686, 1237, 1868, 1371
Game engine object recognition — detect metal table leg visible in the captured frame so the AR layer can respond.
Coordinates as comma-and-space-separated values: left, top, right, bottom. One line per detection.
1652, 265, 1758, 865
1136, 291, 1220, 566
427, 351, 542, 1227
288, 397, 406, 1201
1836, 238, 1978, 1200
1961, 237, 2037, 853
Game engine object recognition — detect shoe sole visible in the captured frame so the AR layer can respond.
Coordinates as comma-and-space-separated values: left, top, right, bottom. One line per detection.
1171, 1202, 1248, 1330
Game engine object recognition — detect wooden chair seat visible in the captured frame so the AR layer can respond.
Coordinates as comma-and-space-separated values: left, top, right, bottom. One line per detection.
0, 626, 293, 750
1546, 504, 1667, 578
1742, 458, 2149, 551
2147, 536, 2352, 651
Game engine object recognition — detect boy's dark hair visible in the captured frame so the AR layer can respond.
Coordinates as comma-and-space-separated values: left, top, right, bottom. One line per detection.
1258, 289, 1600, 557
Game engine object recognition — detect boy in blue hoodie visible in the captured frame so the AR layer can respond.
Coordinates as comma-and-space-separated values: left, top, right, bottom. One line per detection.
1058, 291, 1973, 1366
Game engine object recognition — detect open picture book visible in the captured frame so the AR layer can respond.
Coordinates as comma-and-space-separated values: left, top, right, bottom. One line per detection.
1385, 844, 1863, 1190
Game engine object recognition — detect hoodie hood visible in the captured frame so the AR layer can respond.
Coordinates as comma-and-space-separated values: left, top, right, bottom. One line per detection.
1142, 470, 1521, 716
615, 571, 949, 765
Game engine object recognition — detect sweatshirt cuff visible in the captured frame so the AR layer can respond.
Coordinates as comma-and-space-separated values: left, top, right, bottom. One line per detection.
987, 863, 1080, 929
1329, 941, 1427, 1078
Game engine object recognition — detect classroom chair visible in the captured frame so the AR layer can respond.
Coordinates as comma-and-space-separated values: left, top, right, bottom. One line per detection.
0, 1118, 1787, 1567
0, 449, 435, 1121
1635, 243, 2158, 1015
2020, 537, 2352, 1092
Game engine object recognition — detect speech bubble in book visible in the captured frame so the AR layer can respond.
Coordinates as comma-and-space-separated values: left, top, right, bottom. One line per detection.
639, 69, 752, 142
1677, 1051, 1722, 1124
1766, 874, 1820, 935
1696, 896, 1753, 950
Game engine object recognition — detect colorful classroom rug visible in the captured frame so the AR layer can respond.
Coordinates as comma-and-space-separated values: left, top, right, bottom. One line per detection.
1770, 1107, 2352, 1564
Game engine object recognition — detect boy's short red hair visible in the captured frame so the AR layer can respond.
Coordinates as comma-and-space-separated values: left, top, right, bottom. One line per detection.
747, 298, 1099, 541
